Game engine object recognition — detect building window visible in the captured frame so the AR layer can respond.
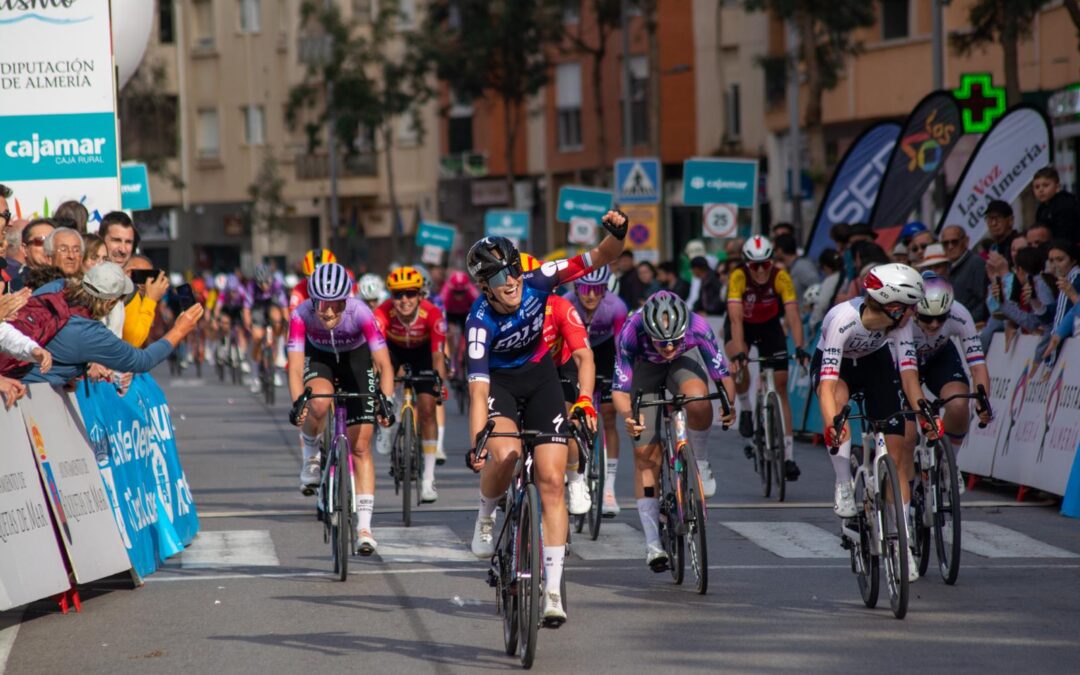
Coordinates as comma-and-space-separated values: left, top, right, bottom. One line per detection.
881, 0, 909, 41
120, 95, 179, 160
725, 83, 741, 138
397, 111, 419, 147
556, 62, 583, 150
624, 55, 649, 146
198, 108, 221, 158
448, 91, 474, 154
562, 1, 580, 24
398, 0, 415, 27
239, 0, 262, 33
193, 0, 216, 50
159, 1, 175, 44
244, 105, 266, 145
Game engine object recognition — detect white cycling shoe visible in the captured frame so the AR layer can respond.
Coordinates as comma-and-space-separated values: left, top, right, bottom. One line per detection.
249, 377, 261, 394
435, 446, 447, 465
471, 516, 495, 558
906, 547, 919, 583
542, 591, 567, 627
241, 360, 251, 374
602, 492, 620, 517
300, 457, 321, 495
567, 480, 592, 515
375, 429, 392, 456
420, 483, 438, 504
698, 460, 717, 499
646, 542, 669, 572
357, 529, 377, 556
834, 481, 857, 518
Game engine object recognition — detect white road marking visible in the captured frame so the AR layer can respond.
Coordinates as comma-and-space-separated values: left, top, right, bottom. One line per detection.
376, 526, 476, 563
571, 522, 644, 560
720, 521, 846, 559
167, 530, 280, 568
0, 619, 20, 675
961, 521, 1080, 558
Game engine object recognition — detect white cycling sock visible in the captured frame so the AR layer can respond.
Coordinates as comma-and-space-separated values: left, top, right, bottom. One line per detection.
688, 427, 710, 463
422, 440, 437, 485
437, 426, 446, 454
831, 438, 853, 484
737, 391, 752, 412
300, 432, 319, 461
606, 458, 618, 494
356, 494, 374, 532
637, 497, 661, 547
566, 467, 584, 484
544, 545, 565, 595
479, 492, 500, 519
784, 435, 795, 462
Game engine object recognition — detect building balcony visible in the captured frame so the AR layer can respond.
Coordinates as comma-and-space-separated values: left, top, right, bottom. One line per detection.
294, 152, 377, 181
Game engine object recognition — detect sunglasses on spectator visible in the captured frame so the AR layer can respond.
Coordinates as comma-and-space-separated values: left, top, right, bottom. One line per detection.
748, 260, 773, 271
392, 290, 420, 300
651, 338, 682, 350
941, 238, 964, 249
909, 243, 928, 252
576, 283, 606, 297
917, 314, 946, 325
25, 236, 46, 247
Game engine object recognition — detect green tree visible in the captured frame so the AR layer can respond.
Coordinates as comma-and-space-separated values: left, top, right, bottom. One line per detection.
420, 0, 561, 207
247, 154, 288, 261
950, 0, 1049, 106
118, 59, 183, 189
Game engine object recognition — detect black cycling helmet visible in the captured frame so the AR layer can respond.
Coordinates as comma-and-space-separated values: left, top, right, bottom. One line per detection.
467, 236, 521, 283
641, 291, 690, 341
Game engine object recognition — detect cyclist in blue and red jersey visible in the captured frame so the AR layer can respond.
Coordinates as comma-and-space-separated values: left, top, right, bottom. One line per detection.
464, 210, 628, 628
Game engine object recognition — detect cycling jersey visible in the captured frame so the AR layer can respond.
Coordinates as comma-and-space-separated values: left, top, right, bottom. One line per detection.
289, 279, 310, 314
466, 254, 593, 382
248, 279, 287, 308
439, 282, 480, 315
287, 297, 386, 355
373, 299, 446, 354
218, 278, 251, 309
815, 298, 917, 382
571, 291, 628, 346
727, 266, 797, 324
911, 301, 984, 365
543, 294, 590, 368
613, 311, 730, 393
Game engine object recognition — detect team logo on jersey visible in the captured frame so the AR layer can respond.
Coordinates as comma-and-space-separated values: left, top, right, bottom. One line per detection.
468, 327, 488, 359
541, 259, 568, 278
568, 307, 585, 328
552, 413, 565, 431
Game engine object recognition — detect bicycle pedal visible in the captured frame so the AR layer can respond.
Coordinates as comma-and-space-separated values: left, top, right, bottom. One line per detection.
743, 445, 754, 459
543, 616, 566, 629
486, 570, 499, 588
649, 558, 670, 573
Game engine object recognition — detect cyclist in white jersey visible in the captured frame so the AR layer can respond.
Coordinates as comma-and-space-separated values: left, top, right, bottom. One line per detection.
810, 263, 942, 583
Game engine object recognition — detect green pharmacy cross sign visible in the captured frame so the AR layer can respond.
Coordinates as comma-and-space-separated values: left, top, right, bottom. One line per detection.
954, 73, 1006, 134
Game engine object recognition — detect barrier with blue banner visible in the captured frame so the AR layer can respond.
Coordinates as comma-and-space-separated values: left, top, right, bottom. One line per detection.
786, 324, 824, 435
76, 373, 199, 578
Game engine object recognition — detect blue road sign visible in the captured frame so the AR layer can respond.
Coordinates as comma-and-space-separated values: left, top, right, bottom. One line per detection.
415, 221, 457, 250
557, 186, 613, 223
682, 158, 758, 208
120, 163, 152, 211
614, 157, 661, 204
484, 210, 530, 243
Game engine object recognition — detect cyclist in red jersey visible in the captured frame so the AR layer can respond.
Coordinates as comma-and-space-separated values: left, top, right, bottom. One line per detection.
373, 266, 450, 503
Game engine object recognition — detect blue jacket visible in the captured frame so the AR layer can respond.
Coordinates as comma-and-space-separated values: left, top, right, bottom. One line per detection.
21, 315, 172, 385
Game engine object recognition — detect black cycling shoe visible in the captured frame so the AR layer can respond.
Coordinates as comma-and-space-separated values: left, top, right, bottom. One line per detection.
738, 411, 754, 438
743, 445, 754, 460
784, 459, 801, 482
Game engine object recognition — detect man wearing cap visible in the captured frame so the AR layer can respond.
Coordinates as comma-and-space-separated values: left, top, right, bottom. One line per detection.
941, 224, 988, 323
20, 263, 204, 386
899, 221, 928, 246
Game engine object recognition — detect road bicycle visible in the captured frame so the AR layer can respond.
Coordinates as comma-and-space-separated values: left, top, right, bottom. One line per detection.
290, 388, 392, 581
911, 386, 991, 585
215, 320, 244, 385
390, 365, 442, 527
257, 328, 276, 405
738, 351, 792, 502
830, 395, 917, 619
632, 386, 731, 595
569, 375, 611, 541
448, 325, 468, 415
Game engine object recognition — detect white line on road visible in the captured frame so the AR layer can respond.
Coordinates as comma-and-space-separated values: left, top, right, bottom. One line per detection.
721, 521, 846, 558
961, 521, 1080, 558
376, 526, 477, 563
166, 530, 281, 568
571, 523, 646, 560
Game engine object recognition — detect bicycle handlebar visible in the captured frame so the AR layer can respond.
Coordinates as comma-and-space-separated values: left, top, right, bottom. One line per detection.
466, 419, 549, 473
289, 386, 395, 427
927, 385, 992, 429
630, 388, 733, 440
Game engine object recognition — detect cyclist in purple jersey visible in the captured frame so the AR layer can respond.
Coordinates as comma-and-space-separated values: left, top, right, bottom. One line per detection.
213, 273, 253, 373
570, 266, 628, 515
613, 308, 732, 389
246, 265, 289, 390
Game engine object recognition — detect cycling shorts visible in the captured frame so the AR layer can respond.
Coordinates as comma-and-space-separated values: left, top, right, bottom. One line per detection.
724, 316, 788, 371
220, 305, 244, 324
629, 349, 712, 449
592, 338, 617, 396
250, 300, 282, 329
487, 353, 569, 445
810, 346, 905, 436
303, 342, 376, 426
388, 343, 439, 397
920, 340, 968, 394
557, 359, 579, 404
446, 311, 469, 332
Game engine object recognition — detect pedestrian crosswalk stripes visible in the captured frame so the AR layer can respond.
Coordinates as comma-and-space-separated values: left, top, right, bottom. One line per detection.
959, 521, 1080, 558
375, 526, 476, 564
720, 522, 847, 559
169, 530, 280, 568
570, 523, 646, 561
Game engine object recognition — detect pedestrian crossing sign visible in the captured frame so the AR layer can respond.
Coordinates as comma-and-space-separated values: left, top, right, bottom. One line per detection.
614, 157, 661, 204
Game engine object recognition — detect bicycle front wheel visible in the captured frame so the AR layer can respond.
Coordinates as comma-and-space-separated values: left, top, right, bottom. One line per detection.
587, 431, 605, 541
911, 453, 932, 578
852, 468, 879, 608
402, 410, 415, 527
877, 455, 909, 619
766, 392, 786, 502
332, 438, 352, 581
934, 437, 962, 585
754, 400, 771, 498
499, 529, 519, 656
517, 483, 542, 669
682, 448, 709, 595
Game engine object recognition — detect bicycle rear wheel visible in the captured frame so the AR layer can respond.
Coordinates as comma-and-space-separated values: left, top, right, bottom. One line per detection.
852, 469, 879, 608
262, 346, 275, 406
682, 448, 709, 595
587, 431, 605, 541
517, 483, 541, 669
402, 411, 415, 527
499, 524, 519, 656
766, 392, 786, 502
934, 438, 962, 585
877, 455, 909, 619
659, 448, 684, 585
911, 455, 932, 578
332, 438, 352, 581
754, 400, 771, 498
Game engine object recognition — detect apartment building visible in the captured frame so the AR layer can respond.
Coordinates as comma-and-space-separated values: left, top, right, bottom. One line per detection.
128, 0, 439, 274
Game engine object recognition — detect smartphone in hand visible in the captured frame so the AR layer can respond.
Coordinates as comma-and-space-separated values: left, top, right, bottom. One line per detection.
129, 268, 164, 285
173, 283, 197, 311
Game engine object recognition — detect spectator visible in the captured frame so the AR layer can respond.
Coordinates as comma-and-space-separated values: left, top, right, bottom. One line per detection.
0, 183, 10, 233
985, 244, 1053, 349
774, 232, 820, 304
82, 234, 107, 273
657, 261, 690, 299
1042, 240, 1080, 354
23, 265, 66, 292
829, 223, 852, 253
0, 287, 53, 406
635, 261, 661, 302
1024, 222, 1053, 248
723, 237, 745, 273
837, 242, 889, 302
53, 200, 90, 235
21, 218, 55, 269
44, 227, 84, 279
1032, 166, 1080, 242
98, 211, 136, 266
907, 230, 936, 265
690, 256, 725, 318
891, 240, 909, 264
810, 249, 845, 328
915, 243, 950, 277
20, 263, 203, 386
899, 221, 928, 246
771, 221, 796, 240
848, 222, 877, 245
985, 199, 1022, 267
615, 250, 644, 308
940, 225, 989, 324
123, 255, 170, 348
3, 219, 26, 280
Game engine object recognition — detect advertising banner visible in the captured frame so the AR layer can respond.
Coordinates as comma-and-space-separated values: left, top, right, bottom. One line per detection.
682, 158, 757, 208
957, 333, 1019, 478
0, 403, 71, 612
20, 384, 131, 584
0, 0, 121, 220
557, 186, 613, 223
936, 105, 1052, 241
806, 123, 900, 259
415, 221, 456, 251
869, 91, 961, 230
1020, 352, 1080, 496
484, 210, 529, 246
76, 374, 199, 578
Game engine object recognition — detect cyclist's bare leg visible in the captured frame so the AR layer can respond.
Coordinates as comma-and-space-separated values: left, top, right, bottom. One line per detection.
300, 377, 333, 439
888, 422, 915, 504
348, 423, 376, 494
535, 442, 569, 545
939, 380, 971, 440
418, 392, 439, 486
251, 325, 266, 368
478, 416, 523, 500
774, 369, 796, 461
822, 379, 853, 484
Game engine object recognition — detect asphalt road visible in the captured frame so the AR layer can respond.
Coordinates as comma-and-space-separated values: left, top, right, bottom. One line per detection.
3, 369, 1079, 674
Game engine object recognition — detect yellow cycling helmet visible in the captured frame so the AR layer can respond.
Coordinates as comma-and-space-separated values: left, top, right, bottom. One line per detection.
302, 248, 337, 277
519, 252, 542, 272
387, 266, 425, 292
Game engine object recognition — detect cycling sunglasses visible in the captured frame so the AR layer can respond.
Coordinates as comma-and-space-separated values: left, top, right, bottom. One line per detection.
917, 313, 946, 325
392, 289, 420, 300
576, 283, 606, 297
748, 260, 773, 271
651, 337, 683, 351
484, 263, 523, 289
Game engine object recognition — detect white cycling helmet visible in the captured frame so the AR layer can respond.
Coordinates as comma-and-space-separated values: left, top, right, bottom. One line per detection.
358, 273, 385, 301
862, 263, 924, 306
802, 283, 821, 308
309, 262, 352, 302
917, 273, 954, 317
214, 273, 228, 292
742, 235, 774, 263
